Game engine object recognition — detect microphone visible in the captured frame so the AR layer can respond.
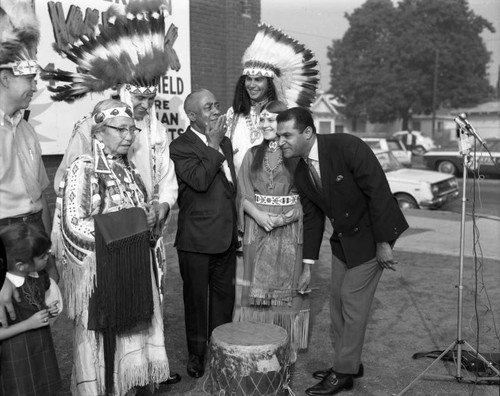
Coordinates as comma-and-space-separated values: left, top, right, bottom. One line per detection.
454, 112, 485, 146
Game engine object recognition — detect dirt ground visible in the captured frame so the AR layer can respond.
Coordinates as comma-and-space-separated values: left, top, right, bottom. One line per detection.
50, 221, 500, 396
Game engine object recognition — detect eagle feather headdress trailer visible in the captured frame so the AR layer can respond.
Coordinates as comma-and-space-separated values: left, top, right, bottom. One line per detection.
0, 0, 40, 76
41, 0, 181, 102
242, 24, 320, 108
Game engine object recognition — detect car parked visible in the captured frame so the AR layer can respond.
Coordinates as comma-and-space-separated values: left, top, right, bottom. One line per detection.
392, 130, 436, 155
362, 137, 412, 167
423, 138, 500, 176
375, 150, 459, 209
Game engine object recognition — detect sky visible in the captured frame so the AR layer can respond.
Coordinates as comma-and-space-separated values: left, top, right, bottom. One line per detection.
261, 0, 500, 93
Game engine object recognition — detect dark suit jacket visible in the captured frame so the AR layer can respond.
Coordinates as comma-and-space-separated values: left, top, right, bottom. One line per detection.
170, 127, 237, 254
295, 133, 409, 268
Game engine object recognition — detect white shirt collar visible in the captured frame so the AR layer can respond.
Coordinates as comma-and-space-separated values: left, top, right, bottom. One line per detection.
191, 128, 208, 146
0, 108, 23, 128
307, 136, 319, 162
6, 271, 39, 287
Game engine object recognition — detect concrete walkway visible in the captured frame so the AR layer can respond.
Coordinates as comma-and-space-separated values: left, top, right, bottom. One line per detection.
397, 209, 500, 260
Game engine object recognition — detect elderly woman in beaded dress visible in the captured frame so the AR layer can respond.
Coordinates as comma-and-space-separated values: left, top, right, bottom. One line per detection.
52, 99, 172, 396
233, 100, 310, 363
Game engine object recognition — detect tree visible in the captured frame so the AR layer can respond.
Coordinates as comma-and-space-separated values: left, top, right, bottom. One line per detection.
327, 0, 495, 129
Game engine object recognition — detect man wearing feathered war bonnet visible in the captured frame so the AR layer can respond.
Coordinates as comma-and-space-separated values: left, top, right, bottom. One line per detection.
0, 0, 59, 327
48, 0, 180, 239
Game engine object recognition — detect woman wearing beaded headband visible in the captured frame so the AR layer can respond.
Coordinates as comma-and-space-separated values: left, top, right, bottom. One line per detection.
226, 24, 320, 177
52, 99, 173, 395
226, 74, 278, 176
234, 100, 310, 363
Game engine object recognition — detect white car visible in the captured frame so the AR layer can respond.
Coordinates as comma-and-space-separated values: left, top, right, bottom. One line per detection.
375, 150, 459, 209
362, 137, 412, 167
392, 131, 436, 155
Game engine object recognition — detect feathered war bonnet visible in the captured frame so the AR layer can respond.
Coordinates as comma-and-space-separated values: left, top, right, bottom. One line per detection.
242, 24, 320, 108
0, 0, 40, 75
40, 0, 181, 102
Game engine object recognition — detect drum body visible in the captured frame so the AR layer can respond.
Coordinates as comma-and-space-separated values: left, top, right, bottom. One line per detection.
210, 322, 290, 396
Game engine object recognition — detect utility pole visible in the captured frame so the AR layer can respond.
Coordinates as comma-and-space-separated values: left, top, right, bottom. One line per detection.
431, 50, 439, 137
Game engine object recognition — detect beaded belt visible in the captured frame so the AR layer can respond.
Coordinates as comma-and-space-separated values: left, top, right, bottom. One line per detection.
255, 194, 299, 206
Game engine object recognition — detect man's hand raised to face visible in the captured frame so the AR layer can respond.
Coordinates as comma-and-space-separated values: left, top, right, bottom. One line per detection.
206, 115, 227, 149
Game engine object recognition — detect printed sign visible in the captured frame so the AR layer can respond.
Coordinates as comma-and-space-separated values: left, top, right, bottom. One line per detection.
31, 0, 191, 154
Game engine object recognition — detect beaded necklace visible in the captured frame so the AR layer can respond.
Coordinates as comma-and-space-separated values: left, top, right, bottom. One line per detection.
264, 147, 283, 191
107, 156, 144, 208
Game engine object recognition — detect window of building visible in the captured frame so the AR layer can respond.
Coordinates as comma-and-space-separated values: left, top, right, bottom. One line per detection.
319, 121, 332, 134
412, 120, 421, 131
335, 125, 344, 134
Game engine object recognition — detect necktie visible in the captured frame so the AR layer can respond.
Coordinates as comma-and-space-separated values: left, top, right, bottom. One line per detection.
307, 158, 323, 193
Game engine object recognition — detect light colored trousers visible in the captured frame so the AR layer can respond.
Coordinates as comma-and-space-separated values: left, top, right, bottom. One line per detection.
330, 255, 383, 374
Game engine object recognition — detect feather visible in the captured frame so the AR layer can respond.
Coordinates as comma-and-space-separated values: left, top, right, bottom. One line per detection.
0, 0, 39, 66
40, 0, 180, 102
242, 24, 320, 108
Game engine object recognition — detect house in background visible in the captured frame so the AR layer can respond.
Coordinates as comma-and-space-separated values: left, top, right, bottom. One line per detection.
451, 101, 500, 140
311, 93, 367, 134
409, 110, 456, 147
312, 94, 498, 146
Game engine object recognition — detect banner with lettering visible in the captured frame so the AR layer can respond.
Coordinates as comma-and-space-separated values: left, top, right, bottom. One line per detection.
31, 0, 191, 154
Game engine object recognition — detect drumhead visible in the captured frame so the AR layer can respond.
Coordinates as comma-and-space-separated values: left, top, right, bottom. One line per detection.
212, 321, 288, 347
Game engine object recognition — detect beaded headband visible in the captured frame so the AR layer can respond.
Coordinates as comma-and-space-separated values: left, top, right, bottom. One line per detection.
260, 110, 279, 120
243, 62, 278, 78
2, 60, 39, 76
125, 84, 158, 95
94, 107, 134, 124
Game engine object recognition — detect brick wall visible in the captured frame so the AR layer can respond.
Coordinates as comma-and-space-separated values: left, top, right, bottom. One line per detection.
189, 0, 260, 110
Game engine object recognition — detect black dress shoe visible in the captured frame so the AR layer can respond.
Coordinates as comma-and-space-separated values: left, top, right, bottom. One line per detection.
187, 354, 205, 378
306, 373, 354, 395
161, 372, 181, 385
312, 363, 364, 380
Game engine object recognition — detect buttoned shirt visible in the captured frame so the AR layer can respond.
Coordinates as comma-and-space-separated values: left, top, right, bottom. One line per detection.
0, 109, 49, 219
192, 128, 233, 185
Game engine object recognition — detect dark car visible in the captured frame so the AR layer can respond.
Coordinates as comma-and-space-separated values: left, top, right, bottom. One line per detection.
423, 138, 500, 176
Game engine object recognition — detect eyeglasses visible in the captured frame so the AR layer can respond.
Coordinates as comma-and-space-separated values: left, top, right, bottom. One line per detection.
106, 125, 141, 137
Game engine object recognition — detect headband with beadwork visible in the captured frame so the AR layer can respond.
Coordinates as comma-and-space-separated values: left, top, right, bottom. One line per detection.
2, 60, 39, 76
94, 107, 134, 124
125, 84, 158, 95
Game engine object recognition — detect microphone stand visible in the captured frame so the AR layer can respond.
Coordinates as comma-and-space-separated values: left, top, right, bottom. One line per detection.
397, 121, 499, 395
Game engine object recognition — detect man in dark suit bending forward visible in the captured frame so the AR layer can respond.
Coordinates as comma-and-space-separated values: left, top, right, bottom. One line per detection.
276, 107, 408, 395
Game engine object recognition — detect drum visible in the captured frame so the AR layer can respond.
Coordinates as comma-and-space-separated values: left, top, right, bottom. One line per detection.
210, 321, 290, 396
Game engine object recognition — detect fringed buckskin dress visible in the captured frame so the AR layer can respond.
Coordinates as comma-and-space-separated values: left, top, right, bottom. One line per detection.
233, 145, 309, 363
